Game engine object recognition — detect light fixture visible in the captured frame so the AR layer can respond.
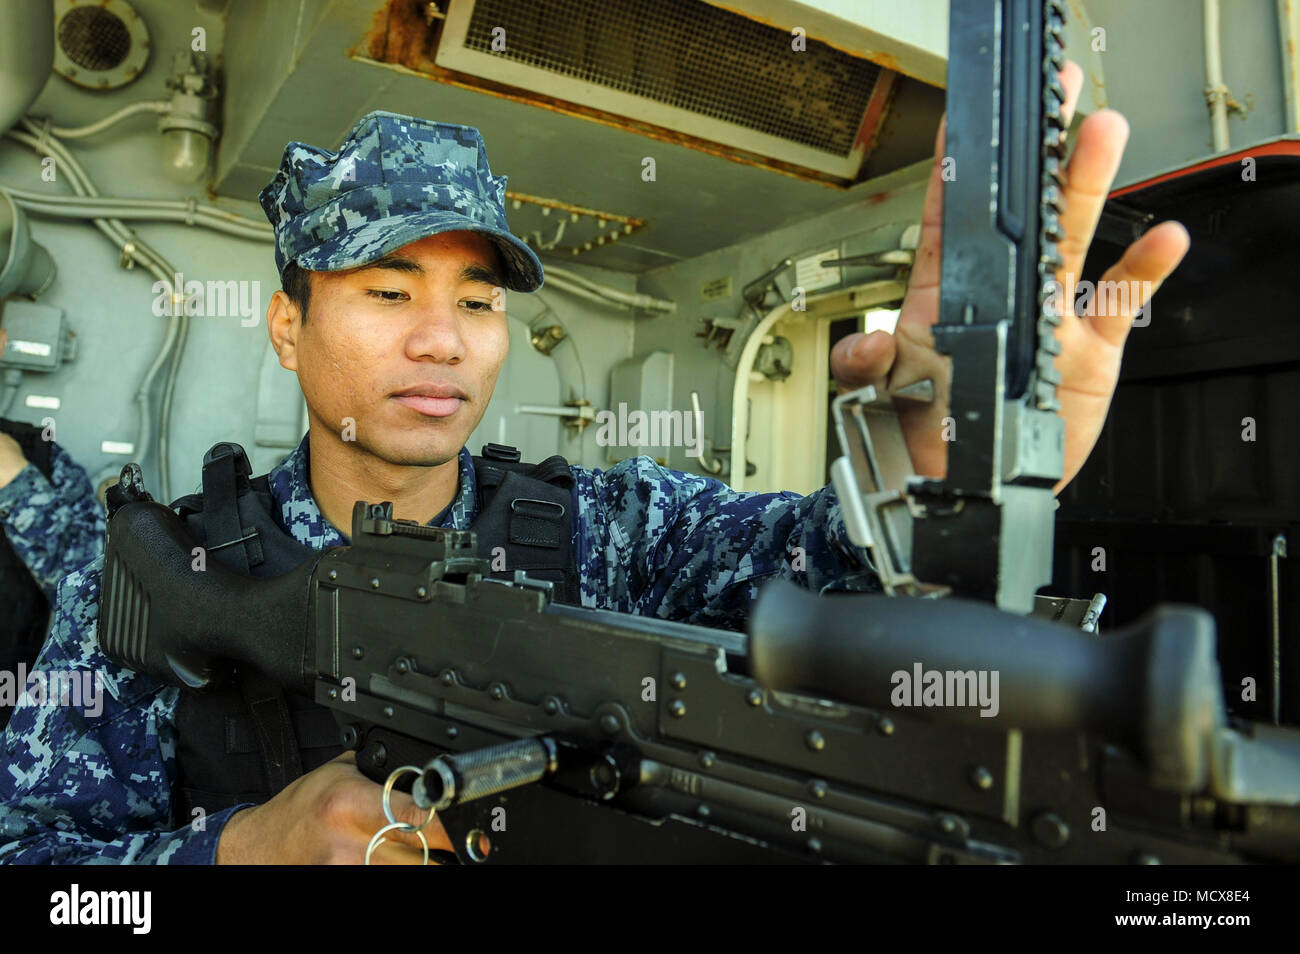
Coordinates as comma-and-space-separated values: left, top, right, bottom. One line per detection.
159, 51, 218, 184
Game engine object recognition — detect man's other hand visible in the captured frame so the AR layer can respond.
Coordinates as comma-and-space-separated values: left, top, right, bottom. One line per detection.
215, 751, 453, 864
830, 60, 1191, 492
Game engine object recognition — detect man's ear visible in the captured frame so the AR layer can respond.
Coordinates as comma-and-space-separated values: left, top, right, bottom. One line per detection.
267, 289, 301, 372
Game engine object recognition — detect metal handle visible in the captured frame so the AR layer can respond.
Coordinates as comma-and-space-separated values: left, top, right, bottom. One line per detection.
689, 391, 724, 474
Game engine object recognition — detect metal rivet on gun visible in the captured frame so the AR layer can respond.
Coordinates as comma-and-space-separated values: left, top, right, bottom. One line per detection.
669, 700, 686, 718
490, 684, 505, 701
351, 646, 364, 660
809, 780, 827, 799
805, 730, 825, 751
699, 751, 716, 769
383, 705, 394, 718
600, 713, 620, 734
746, 689, 762, 707
671, 672, 686, 690
1031, 812, 1069, 849
970, 767, 993, 790
416, 586, 427, 598
876, 715, 895, 736
370, 577, 380, 589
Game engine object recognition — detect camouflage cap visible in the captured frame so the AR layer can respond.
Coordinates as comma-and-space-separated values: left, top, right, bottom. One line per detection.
258, 110, 543, 292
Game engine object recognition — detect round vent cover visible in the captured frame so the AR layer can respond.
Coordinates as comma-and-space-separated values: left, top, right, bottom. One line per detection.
53, 0, 150, 90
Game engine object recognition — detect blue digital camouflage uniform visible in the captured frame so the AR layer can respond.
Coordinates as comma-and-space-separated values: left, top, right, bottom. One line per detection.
0, 441, 105, 605
0, 111, 879, 863
0, 435, 879, 864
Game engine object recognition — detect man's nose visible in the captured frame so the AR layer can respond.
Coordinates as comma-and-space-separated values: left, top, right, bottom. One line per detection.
403, 298, 468, 364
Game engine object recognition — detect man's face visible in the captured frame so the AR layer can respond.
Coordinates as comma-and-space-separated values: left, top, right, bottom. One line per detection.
272, 231, 509, 467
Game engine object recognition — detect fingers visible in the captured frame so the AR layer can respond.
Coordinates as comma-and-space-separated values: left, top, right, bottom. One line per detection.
393, 795, 454, 850
1059, 60, 1084, 130
1083, 220, 1191, 346
905, 61, 1082, 333
901, 115, 947, 328
1055, 109, 1130, 302
831, 330, 896, 391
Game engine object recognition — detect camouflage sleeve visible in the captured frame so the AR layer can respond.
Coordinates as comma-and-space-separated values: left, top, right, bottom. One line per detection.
0, 559, 243, 864
571, 457, 880, 629
0, 442, 107, 605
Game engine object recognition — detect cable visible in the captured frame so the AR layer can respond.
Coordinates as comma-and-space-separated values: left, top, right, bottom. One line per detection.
544, 263, 676, 313
7, 121, 189, 500
0, 186, 273, 239
46, 100, 171, 140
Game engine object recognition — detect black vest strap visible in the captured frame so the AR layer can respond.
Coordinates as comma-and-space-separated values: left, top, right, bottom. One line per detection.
472, 447, 579, 603
237, 667, 305, 797
200, 443, 253, 575
0, 419, 59, 730
172, 441, 579, 819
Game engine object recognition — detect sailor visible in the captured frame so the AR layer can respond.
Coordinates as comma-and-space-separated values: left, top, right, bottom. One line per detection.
0, 317, 105, 730
0, 64, 1190, 863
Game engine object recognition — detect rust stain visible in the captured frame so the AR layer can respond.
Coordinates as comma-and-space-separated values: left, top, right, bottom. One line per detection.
353, 0, 437, 68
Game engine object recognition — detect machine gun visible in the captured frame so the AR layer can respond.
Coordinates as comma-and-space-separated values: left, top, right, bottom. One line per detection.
98, 491, 1300, 863
95, 0, 1300, 862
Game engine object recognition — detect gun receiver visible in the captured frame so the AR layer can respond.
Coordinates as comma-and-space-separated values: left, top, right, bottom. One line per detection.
99, 494, 1300, 864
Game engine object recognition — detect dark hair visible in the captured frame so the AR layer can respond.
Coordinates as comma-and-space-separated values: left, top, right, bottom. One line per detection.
282, 260, 312, 321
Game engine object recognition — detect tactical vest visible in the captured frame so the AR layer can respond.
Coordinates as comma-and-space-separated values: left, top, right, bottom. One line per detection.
0, 419, 56, 730
170, 441, 578, 822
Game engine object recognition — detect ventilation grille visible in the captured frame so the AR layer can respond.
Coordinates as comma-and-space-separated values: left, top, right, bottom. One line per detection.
58, 6, 132, 72
433, 0, 892, 179
53, 0, 151, 90
461, 0, 879, 157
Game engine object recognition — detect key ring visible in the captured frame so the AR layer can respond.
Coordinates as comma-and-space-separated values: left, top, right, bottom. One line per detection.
365, 822, 429, 866
382, 764, 439, 833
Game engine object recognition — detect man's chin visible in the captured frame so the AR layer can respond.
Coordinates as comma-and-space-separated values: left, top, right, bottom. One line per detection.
327, 430, 466, 469
367, 438, 465, 468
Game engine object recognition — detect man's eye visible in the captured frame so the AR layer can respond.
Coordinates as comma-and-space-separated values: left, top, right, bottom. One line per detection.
462, 299, 494, 313
367, 289, 407, 302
